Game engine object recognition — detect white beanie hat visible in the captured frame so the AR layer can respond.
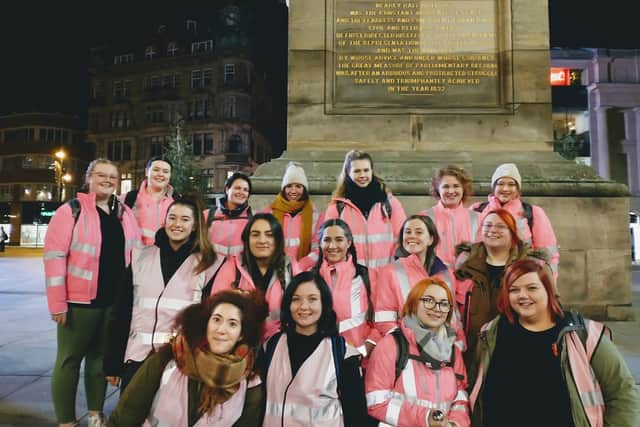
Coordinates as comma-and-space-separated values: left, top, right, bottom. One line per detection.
281, 162, 309, 190
491, 163, 522, 189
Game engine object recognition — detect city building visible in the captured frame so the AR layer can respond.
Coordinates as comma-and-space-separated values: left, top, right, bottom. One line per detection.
0, 113, 90, 246
551, 48, 640, 210
87, 5, 281, 199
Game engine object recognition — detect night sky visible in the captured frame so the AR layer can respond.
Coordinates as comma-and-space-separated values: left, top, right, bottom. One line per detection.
0, 1, 636, 118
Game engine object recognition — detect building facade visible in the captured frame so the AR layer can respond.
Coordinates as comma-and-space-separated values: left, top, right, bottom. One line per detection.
87, 7, 276, 199
0, 113, 89, 246
551, 48, 640, 210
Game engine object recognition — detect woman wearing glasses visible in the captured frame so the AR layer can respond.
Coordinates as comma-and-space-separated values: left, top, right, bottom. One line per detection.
43, 159, 141, 427
454, 208, 550, 373
366, 277, 470, 427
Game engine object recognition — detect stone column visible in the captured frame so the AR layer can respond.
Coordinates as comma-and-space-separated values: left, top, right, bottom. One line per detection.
622, 108, 640, 196
590, 106, 611, 179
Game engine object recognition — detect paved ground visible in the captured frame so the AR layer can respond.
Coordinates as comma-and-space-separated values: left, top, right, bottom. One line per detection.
0, 247, 638, 426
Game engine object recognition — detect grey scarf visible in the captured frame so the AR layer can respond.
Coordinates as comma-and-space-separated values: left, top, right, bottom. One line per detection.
402, 315, 456, 365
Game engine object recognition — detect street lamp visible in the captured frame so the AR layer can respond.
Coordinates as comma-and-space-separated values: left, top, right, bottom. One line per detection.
53, 149, 69, 202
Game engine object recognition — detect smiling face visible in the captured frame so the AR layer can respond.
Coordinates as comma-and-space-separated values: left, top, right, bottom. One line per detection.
284, 183, 305, 202
248, 219, 275, 260
348, 159, 373, 188
508, 272, 550, 325
493, 177, 520, 204
481, 213, 512, 251
88, 163, 119, 200
290, 280, 322, 335
321, 225, 351, 264
165, 204, 195, 247
437, 174, 464, 208
146, 160, 171, 192
207, 303, 243, 355
402, 218, 433, 257
416, 285, 450, 332
225, 178, 250, 210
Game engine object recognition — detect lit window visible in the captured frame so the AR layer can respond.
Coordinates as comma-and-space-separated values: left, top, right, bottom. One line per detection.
167, 42, 178, 56
224, 96, 237, 118
114, 53, 134, 64
191, 40, 213, 54
186, 19, 197, 32
224, 64, 235, 83
145, 45, 156, 60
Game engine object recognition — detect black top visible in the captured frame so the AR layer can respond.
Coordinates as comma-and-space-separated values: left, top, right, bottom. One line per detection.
482, 317, 574, 427
250, 265, 274, 292
486, 263, 505, 288
285, 331, 368, 426
156, 228, 196, 286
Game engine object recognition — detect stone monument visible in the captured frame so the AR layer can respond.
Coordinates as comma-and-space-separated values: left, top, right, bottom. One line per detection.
251, 0, 632, 320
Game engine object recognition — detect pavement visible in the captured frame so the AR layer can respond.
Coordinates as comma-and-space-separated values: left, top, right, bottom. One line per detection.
0, 247, 638, 426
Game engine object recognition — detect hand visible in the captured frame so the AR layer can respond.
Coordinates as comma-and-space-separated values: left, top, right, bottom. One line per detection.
106, 376, 121, 387
51, 312, 67, 326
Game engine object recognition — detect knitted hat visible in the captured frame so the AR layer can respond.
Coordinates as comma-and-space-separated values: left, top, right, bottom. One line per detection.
491, 163, 522, 189
281, 162, 308, 190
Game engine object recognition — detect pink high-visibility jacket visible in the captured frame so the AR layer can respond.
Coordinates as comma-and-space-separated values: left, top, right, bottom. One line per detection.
470, 195, 559, 277
316, 257, 381, 356
204, 204, 252, 258
420, 202, 480, 267
374, 254, 466, 351
126, 180, 174, 245
325, 195, 406, 269
210, 256, 299, 340
365, 323, 470, 427
124, 246, 223, 363
263, 204, 324, 270
43, 192, 141, 314
263, 334, 360, 427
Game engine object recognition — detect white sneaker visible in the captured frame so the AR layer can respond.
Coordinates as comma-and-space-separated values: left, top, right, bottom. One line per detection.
87, 413, 106, 427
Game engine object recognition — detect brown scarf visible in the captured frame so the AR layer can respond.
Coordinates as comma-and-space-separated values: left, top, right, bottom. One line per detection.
271, 193, 313, 259
171, 334, 254, 415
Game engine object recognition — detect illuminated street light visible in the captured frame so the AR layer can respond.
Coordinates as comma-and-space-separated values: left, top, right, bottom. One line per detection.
53, 148, 68, 202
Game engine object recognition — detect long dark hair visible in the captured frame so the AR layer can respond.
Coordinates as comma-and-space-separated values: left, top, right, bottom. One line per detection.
166, 194, 216, 274
332, 150, 388, 198
241, 213, 287, 287
396, 214, 440, 273
280, 271, 338, 337
314, 218, 359, 272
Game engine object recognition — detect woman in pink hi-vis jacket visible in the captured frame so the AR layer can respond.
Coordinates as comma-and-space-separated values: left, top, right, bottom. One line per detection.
43, 159, 140, 427
325, 150, 406, 269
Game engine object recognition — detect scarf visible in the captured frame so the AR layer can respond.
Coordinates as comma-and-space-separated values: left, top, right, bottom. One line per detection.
270, 193, 313, 259
171, 334, 254, 414
402, 315, 456, 367
217, 197, 249, 218
344, 175, 386, 218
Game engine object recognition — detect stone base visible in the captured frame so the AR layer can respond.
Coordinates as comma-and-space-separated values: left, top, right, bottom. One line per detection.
251, 150, 633, 321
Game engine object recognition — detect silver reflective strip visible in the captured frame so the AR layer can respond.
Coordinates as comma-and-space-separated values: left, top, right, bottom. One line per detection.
134, 296, 193, 311
68, 265, 93, 281
339, 312, 366, 332
353, 233, 394, 244
355, 343, 368, 356
70, 242, 96, 256
374, 311, 397, 322
402, 357, 418, 397
160, 360, 177, 386
546, 245, 559, 255
350, 275, 363, 320
268, 309, 280, 321
126, 238, 140, 250
213, 243, 244, 255
581, 390, 604, 407
368, 257, 392, 268
454, 390, 469, 402
388, 390, 451, 411
133, 331, 173, 345
451, 404, 467, 412
141, 228, 156, 238
285, 237, 301, 247
469, 211, 479, 240
385, 394, 402, 425
395, 261, 412, 301
43, 251, 67, 260
46, 276, 65, 287
264, 399, 342, 423
516, 217, 532, 244
366, 390, 390, 407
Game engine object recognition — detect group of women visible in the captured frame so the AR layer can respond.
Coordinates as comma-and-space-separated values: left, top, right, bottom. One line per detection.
43, 152, 639, 426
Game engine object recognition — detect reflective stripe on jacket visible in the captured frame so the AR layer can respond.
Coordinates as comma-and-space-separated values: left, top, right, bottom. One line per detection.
374, 254, 466, 351
43, 192, 141, 314
204, 206, 251, 258
211, 256, 299, 340
128, 180, 173, 245
470, 195, 559, 277
325, 195, 406, 269
365, 324, 470, 427
264, 334, 359, 427
317, 257, 380, 356
124, 246, 223, 362
421, 202, 480, 267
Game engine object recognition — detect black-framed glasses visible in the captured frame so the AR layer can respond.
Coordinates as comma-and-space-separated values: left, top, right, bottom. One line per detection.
420, 297, 451, 312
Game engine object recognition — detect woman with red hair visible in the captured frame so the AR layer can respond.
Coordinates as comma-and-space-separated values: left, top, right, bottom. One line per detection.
453, 209, 550, 371
470, 259, 639, 427
366, 277, 470, 427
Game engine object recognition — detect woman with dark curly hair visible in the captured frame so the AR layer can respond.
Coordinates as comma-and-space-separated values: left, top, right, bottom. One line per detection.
108, 290, 268, 427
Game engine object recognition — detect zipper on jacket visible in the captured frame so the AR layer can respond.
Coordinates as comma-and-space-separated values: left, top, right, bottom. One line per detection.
280, 376, 295, 427
150, 287, 166, 352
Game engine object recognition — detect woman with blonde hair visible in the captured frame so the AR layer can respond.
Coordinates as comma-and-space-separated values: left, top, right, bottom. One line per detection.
325, 150, 406, 269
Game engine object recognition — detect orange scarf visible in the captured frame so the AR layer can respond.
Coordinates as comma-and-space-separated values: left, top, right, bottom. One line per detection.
271, 193, 313, 259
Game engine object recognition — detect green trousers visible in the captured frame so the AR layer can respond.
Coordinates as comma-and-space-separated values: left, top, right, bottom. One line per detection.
51, 305, 111, 423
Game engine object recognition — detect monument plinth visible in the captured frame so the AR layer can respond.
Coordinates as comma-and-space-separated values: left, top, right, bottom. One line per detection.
251, 0, 633, 320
